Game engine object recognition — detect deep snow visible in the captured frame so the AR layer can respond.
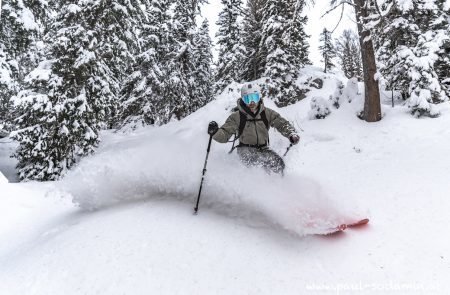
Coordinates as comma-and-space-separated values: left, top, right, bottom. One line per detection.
1, 67, 450, 294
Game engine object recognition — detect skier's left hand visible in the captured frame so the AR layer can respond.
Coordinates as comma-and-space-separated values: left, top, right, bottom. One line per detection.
289, 134, 300, 145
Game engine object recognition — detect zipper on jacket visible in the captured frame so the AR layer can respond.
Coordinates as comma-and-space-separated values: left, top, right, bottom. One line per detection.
254, 120, 259, 145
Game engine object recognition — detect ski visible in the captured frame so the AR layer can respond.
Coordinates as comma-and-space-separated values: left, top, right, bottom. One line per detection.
324, 218, 370, 235
346, 218, 370, 228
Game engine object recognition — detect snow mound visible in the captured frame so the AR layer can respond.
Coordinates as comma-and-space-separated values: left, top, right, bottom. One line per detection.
308, 96, 331, 119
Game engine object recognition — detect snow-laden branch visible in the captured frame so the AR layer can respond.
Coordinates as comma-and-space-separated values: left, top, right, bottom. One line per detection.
321, 1, 355, 19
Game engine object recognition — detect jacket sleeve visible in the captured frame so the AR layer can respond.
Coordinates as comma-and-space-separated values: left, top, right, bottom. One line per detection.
267, 108, 297, 138
213, 112, 239, 143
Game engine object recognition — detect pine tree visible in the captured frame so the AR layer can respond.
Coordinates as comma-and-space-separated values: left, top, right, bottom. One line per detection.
0, 44, 16, 129
119, 0, 172, 128
408, 22, 447, 117
164, 0, 206, 120
319, 28, 336, 73
436, 42, 450, 99
241, 0, 309, 84
214, 0, 245, 93
373, 2, 411, 100
241, 0, 267, 81
12, 0, 147, 181
375, 0, 449, 117
350, 41, 363, 81
0, 0, 48, 79
434, 0, 450, 99
261, 0, 303, 107
193, 19, 214, 108
335, 30, 363, 80
0, 0, 52, 129
286, 0, 310, 67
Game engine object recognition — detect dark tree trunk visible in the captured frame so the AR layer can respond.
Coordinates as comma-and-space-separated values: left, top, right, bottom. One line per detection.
353, 0, 382, 122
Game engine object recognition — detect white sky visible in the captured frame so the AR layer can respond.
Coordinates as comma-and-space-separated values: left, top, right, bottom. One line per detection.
201, 0, 358, 66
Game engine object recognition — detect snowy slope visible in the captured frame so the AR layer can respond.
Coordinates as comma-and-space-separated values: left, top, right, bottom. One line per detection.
1, 67, 450, 294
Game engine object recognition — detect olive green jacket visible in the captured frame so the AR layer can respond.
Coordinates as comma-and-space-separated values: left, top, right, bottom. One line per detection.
213, 100, 296, 146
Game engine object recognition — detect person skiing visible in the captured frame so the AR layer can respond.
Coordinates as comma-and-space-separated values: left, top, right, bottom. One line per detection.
207, 83, 300, 174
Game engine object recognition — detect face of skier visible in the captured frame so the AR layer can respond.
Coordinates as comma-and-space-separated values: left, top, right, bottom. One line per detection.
242, 92, 261, 113
248, 101, 258, 112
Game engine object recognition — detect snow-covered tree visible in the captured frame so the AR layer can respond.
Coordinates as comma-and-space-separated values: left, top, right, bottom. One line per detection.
214, 0, 245, 93
309, 96, 331, 119
335, 29, 362, 80
0, 0, 48, 77
12, 0, 147, 181
119, 0, 172, 128
0, 44, 16, 128
408, 27, 447, 117
0, 0, 52, 128
164, 0, 206, 120
193, 19, 214, 108
374, 2, 412, 100
432, 0, 450, 100
330, 80, 344, 108
241, 0, 267, 81
375, 0, 450, 117
261, 0, 305, 107
319, 28, 336, 73
286, 0, 310, 67
241, 0, 309, 89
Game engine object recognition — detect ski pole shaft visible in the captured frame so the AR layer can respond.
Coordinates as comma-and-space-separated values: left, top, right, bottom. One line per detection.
194, 134, 213, 214
283, 143, 293, 157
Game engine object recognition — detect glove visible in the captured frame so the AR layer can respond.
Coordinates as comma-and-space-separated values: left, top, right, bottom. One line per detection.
208, 121, 219, 135
289, 134, 300, 145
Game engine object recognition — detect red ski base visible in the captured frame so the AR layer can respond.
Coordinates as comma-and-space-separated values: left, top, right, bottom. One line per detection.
326, 218, 370, 235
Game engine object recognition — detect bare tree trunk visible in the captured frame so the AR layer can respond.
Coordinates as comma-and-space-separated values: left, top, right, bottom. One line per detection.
353, 0, 381, 122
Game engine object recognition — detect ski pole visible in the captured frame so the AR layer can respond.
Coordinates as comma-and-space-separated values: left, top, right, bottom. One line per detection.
194, 134, 213, 215
283, 143, 293, 157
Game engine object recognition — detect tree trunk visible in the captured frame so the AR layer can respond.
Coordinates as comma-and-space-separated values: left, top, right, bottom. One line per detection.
353, 0, 381, 122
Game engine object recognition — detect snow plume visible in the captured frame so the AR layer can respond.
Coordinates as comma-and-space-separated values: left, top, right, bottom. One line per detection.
61, 128, 356, 236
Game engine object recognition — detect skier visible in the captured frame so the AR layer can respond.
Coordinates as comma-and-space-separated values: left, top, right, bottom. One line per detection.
207, 83, 300, 174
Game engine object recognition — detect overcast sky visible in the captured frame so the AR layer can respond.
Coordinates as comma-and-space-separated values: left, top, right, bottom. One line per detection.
201, 0, 358, 66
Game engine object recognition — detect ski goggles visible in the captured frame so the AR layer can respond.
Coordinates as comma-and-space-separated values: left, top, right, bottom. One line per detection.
242, 93, 261, 105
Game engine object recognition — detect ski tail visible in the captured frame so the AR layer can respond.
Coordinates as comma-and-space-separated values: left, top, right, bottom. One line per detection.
322, 218, 370, 235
